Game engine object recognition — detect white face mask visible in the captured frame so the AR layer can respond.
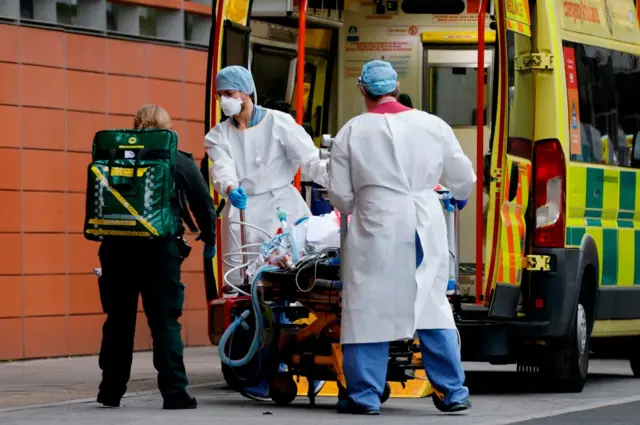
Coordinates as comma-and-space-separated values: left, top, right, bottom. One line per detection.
220, 96, 243, 117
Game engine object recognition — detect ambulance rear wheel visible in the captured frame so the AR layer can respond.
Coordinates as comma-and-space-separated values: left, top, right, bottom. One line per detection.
629, 338, 640, 377
269, 373, 298, 406
542, 301, 592, 393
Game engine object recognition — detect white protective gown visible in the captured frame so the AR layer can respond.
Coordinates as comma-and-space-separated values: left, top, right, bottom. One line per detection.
205, 108, 328, 285
328, 109, 476, 344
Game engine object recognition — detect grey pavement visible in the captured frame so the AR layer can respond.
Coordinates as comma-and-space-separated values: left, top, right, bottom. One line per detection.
0, 346, 220, 409
1, 356, 640, 424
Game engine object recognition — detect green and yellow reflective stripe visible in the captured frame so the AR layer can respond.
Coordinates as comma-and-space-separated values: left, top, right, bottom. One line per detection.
618, 228, 635, 287
90, 165, 159, 237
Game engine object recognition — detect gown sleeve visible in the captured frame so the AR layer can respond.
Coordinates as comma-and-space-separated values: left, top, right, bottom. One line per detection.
327, 125, 355, 214
277, 112, 329, 188
439, 118, 477, 201
204, 125, 239, 197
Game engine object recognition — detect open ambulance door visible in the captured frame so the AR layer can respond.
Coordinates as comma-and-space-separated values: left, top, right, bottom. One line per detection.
482, 0, 534, 316
422, 32, 494, 300
202, 0, 254, 331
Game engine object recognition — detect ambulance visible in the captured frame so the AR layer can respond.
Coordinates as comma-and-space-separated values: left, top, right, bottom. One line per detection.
201, 0, 640, 393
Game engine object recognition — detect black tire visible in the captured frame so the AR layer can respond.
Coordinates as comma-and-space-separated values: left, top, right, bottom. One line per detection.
541, 300, 592, 393
629, 338, 640, 377
269, 373, 298, 406
630, 357, 640, 377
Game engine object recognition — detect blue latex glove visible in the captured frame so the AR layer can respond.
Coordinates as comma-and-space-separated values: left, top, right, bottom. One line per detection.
204, 244, 216, 259
229, 187, 247, 209
452, 198, 468, 210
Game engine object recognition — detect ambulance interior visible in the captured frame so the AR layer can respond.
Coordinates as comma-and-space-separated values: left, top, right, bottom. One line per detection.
220, 0, 497, 298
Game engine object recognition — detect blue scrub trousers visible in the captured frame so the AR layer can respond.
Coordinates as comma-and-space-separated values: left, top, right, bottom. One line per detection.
342, 329, 468, 412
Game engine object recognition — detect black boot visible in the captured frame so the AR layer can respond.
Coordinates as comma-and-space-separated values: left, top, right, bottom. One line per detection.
163, 393, 198, 410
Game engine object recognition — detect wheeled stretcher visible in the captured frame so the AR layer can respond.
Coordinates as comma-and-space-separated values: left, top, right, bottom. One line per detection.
210, 187, 461, 406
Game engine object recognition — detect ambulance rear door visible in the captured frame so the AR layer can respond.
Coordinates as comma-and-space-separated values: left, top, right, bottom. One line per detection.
482, 1, 534, 316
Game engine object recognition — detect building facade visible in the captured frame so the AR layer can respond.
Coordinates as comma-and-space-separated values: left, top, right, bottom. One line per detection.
0, 0, 213, 360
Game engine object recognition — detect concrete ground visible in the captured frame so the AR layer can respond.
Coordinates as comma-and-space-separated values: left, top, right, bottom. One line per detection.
0, 346, 221, 409
1, 348, 640, 424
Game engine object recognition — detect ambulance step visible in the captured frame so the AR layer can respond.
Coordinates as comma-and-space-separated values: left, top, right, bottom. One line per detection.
457, 303, 490, 321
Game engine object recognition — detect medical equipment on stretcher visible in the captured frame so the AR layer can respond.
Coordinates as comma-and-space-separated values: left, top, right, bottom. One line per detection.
211, 185, 462, 406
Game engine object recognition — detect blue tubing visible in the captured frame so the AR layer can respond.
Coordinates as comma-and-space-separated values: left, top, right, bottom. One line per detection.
218, 265, 279, 368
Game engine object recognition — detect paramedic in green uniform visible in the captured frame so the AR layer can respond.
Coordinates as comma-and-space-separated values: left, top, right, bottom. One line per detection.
96, 104, 217, 410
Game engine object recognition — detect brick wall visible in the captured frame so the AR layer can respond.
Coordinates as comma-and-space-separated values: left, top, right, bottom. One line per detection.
0, 23, 211, 360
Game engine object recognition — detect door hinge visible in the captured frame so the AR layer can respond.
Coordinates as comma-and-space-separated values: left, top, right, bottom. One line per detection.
524, 254, 553, 272
515, 53, 554, 71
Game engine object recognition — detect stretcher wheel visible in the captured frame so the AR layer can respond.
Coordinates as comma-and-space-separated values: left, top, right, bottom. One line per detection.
269, 373, 298, 405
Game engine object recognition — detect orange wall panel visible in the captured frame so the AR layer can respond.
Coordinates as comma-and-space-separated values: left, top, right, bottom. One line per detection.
0, 318, 23, 360
107, 39, 146, 77
184, 310, 208, 346
21, 65, 65, 109
107, 113, 134, 130
0, 191, 21, 233
184, 50, 207, 84
67, 192, 86, 233
0, 148, 21, 190
107, 75, 147, 116
134, 312, 152, 352
69, 274, 102, 315
67, 70, 107, 113
22, 107, 66, 151
20, 27, 64, 68
66, 34, 107, 73
67, 112, 106, 152
0, 276, 23, 319
0, 234, 22, 275
24, 275, 67, 316
0, 105, 20, 148
68, 314, 104, 355
68, 234, 99, 274
185, 83, 205, 122
0, 63, 20, 105
148, 79, 185, 120
185, 120, 206, 159
24, 316, 67, 358
22, 149, 66, 191
23, 234, 67, 275
183, 271, 206, 310
23, 191, 67, 233
0, 24, 19, 63
67, 152, 91, 193
147, 44, 184, 81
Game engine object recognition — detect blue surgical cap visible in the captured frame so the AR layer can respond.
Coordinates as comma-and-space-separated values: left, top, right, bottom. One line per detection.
359, 60, 398, 96
216, 66, 255, 95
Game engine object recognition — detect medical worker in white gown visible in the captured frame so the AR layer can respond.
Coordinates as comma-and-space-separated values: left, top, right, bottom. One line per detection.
327, 60, 476, 415
205, 66, 328, 284
204, 65, 328, 399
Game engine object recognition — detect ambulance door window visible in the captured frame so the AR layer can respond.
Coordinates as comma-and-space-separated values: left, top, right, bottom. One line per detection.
423, 47, 494, 128
250, 45, 297, 112
564, 41, 640, 167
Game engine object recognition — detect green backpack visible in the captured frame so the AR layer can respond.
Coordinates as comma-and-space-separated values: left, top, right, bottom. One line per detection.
84, 129, 179, 241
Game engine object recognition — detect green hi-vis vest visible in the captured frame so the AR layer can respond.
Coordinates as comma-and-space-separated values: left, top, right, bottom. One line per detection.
84, 129, 179, 241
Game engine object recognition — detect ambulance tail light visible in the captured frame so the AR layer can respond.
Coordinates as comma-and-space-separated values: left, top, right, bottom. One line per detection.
533, 139, 566, 248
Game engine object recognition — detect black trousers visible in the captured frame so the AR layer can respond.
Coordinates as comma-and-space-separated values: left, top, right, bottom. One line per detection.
97, 239, 189, 400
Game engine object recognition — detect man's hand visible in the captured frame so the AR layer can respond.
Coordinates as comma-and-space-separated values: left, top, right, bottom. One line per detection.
451, 198, 468, 210
229, 187, 247, 210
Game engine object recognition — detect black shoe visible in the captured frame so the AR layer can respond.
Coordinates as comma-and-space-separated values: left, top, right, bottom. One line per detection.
97, 394, 121, 408
432, 393, 471, 413
163, 394, 198, 410
336, 399, 380, 415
